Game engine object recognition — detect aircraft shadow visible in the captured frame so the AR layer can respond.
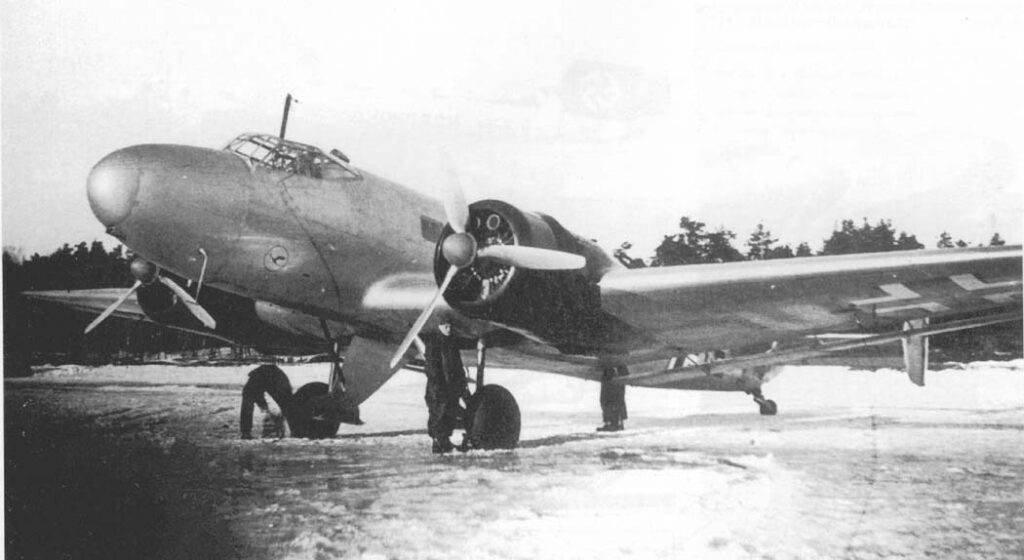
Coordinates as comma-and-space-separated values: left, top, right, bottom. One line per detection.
518, 431, 631, 449
335, 429, 427, 440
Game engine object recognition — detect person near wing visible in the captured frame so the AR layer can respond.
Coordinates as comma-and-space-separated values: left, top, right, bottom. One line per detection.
597, 366, 628, 432
422, 322, 470, 453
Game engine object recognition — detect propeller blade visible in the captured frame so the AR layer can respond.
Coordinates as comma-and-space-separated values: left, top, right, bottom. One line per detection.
84, 280, 143, 334
441, 151, 470, 234
389, 266, 459, 368
476, 245, 586, 270
158, 276, 217, 329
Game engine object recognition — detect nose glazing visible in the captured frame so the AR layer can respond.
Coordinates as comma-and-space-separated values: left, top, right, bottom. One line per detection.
86, 150, 142, 227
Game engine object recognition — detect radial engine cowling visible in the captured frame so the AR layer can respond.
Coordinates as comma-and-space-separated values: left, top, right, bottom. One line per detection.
433, 200, 615, 346
136, 279, 193, 325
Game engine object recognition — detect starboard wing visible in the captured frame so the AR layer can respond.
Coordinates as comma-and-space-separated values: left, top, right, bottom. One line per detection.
599, 246, 1022, 352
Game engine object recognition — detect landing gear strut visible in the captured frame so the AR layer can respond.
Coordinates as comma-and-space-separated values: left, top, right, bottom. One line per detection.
283, 335, 362, 437
239, 326, 361, 439
461, 339, 521, 450
294, 329, 361, 437
749, 388, 778, 416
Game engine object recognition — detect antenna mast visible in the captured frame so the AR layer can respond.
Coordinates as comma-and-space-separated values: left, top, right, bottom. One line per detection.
279, 93, 294, 139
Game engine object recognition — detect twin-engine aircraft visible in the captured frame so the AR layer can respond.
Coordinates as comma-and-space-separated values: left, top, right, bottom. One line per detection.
27, 130, 1023, 448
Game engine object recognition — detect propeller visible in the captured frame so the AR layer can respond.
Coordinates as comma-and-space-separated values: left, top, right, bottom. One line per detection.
388, 164, 586, 368
84, 258, 217, 334
157, 275, 217, 329
476, 244, 586, 270
389, 266, 458, 368
84, 280, 143, 334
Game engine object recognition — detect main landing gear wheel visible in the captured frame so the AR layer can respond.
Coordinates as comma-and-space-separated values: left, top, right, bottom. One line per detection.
464, 384, 521, 450
292, 382, 342, 439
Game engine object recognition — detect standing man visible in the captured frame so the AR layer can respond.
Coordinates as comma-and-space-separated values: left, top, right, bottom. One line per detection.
423, 322, 469, 453
597, 366, 627, 432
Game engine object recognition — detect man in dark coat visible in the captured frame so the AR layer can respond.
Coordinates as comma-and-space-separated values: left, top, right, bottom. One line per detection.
597, 366, 627, 432
240, 364, 294, 439
423, 322, 469, 453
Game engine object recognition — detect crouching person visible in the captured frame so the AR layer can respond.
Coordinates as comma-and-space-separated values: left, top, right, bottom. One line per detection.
240, 364, 294, 439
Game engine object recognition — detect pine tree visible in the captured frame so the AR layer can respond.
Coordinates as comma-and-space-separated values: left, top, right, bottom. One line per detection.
896, 232, 923, 251
764, 245, 795, 259
822, 218, 922, 255
651, 216, 744, 266
746, 223, 778, 260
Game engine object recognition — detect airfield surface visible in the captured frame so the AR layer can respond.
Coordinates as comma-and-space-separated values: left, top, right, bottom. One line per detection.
6, 361, 1023, 560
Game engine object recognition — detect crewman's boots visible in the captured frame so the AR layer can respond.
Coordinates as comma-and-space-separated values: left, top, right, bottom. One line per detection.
596, 419, 624, 432
432, 437, 455, 454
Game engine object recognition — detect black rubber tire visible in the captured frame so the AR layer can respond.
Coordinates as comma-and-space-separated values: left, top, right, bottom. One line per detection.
292, 382, 340, 439
293, 381, 329, 405
759, 400, 778, 416
464, 384, 521, 450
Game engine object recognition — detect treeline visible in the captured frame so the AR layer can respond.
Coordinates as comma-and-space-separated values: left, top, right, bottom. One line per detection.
4, 241, 133, 293
614, 216, 1008, 268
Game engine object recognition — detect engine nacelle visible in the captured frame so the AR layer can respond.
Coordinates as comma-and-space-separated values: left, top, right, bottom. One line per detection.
433, 200, 617, 350
135, 281, 194, 325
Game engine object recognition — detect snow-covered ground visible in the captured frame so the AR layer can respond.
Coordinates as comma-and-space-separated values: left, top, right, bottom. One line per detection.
6, 361, 1024, 559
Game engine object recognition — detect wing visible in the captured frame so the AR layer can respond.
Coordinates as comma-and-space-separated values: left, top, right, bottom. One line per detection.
23, 289, 237, 344
600, 246, 1022, 353
25, 288, 148, 321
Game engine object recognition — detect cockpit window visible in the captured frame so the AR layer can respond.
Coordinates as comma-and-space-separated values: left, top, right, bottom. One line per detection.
224, 133, 361, 181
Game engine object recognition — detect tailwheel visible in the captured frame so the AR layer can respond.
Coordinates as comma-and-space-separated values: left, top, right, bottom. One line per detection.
291, 382, 342, 439
749, 388, 778, 416
463, 384, 521, 450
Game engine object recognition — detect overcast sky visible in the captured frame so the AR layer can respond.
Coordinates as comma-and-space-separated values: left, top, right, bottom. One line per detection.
3, 0, 1021, 259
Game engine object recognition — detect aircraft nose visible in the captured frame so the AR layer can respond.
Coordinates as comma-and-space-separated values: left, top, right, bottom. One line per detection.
87, 149, 142, 227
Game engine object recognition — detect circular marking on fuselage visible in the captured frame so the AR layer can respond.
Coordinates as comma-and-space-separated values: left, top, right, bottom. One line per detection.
265, 246, 289, 271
